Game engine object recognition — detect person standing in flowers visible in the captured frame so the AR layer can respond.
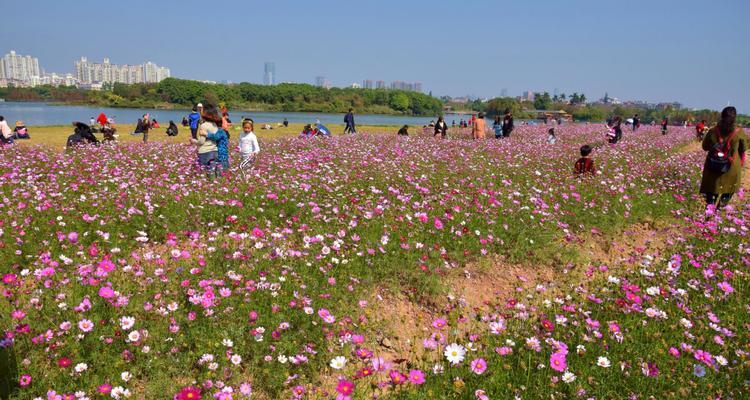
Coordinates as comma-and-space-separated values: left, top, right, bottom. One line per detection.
699, 106, 747, 208
502, 109, 514, 138
434, 116, 448, 139
472, 112, 486, 140
574, 145, 596, 175
190, 105, 220, 178
199, 106, 230, 174
238, 118, 260, 176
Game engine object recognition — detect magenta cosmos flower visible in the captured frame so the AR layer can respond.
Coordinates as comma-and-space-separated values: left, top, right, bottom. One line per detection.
408, 369, 425, 385
175, 386, 201, 400
550, 352, 567, 372
19, 374, 32, 386
336, 379, 354, 399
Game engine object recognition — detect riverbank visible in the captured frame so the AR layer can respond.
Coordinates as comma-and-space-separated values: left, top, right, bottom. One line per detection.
0, 101, 449, 127
11, 123, 405, 149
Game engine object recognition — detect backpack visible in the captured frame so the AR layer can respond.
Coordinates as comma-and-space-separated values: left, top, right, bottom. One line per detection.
706, 130, 737, 174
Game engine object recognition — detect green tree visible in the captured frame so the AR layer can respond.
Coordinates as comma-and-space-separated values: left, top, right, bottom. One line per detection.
534, 92, 552, 110
389, 92, 411, 112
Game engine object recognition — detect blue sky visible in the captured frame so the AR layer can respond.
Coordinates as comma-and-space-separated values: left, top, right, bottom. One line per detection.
3, 0, 749, 112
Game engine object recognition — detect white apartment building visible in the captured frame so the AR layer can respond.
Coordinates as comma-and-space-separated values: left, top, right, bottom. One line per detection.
76, 57, 170, 85
1, 50, 41, 81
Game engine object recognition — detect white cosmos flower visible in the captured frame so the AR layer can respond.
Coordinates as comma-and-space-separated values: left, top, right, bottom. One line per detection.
119, 316, 135, 330
127, 331, 140, 343
231, 354, 242, 365
596, 356, 611, 368
121, 371, 132, 382
330, 356, 347, 370
444, 343, 466, 365
74, 362, 88, 373
562, 371, 576, 383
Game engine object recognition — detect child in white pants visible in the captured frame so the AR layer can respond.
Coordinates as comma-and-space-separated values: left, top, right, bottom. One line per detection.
238, 119, 260, 176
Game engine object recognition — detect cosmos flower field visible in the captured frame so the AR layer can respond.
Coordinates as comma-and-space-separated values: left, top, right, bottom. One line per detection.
1, 125, 747, 399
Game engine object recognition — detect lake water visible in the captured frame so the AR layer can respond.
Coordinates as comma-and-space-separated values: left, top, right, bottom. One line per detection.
0, 101, 470, 127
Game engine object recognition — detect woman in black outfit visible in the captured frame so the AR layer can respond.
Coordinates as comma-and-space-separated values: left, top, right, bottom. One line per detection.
434, 116, 448, 139
502, 109, 514, 138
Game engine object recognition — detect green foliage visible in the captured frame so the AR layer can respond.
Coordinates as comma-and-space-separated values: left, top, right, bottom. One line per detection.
389, 92, 411, 112
0, 78, 443, 116
533, 91, 552, 110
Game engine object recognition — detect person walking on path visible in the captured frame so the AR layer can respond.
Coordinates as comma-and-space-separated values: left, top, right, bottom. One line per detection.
699, 106, 747, 208
344, 108, 357, 134
472, 112, 486, 140
661, 117, 669, 135
189, 105, 202, 139
502, 109, 514, 138
434, 116, 448, 139
632, 114, 640, 132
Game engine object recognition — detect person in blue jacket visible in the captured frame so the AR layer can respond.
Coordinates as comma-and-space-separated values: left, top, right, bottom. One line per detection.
188, 103, 202, 139
202, 127, 229, 173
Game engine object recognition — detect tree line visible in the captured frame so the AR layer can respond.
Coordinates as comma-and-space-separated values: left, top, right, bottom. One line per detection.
0, 78, 443, 116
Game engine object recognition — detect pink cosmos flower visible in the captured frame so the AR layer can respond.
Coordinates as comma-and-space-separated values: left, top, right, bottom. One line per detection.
408, 369, 425, 385
668, 347, 680, 358
550, 352, 567, 372
336, 379, 354, 396
19, 374, 32, 386
98, 286, 115, 299
475, 389, 489, 400
433, 217, 444, 230
470, 358, 487, 374
175, 386, 201, 400
97, 383, 112, 394
432, 318, 447, 329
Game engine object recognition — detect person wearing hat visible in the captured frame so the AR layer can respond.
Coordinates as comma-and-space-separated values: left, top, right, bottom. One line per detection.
13, 121, 30, 139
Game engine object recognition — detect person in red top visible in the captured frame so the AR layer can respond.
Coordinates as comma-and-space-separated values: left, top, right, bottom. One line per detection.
696, 120, 706, 140
574, 145, 596, 175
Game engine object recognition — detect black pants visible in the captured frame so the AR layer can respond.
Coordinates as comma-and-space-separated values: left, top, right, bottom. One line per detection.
704, 193, 733, 207
191, 127, 198, 140
344, 124, 356, 134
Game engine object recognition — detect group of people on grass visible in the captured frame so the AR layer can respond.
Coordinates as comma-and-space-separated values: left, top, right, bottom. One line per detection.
0, 116, 30, 145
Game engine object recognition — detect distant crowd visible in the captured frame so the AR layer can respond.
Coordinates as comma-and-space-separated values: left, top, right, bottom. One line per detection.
1, 104, 746, 210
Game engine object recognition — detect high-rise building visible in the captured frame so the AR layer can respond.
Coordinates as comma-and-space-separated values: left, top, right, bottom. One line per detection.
1, 50, 40, 82
363, 80, 373, 89
264, 62, 276, 85
376, 80, 385, 89
500, 88, 508, 97
521, 91, 535, 102
414, 82, 422, 93
315, 76, 331, 88
75, 57, 169, 85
